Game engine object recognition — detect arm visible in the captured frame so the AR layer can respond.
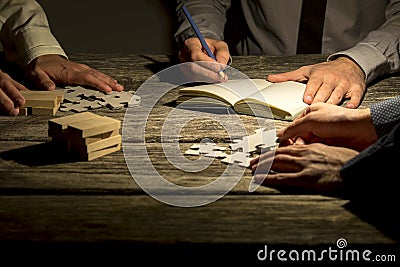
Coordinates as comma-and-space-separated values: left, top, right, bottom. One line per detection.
268, 1, 400, 108
0, 0, 67, 66
0, 0, 123, 115
175, 0, 231, 46
175, 0, 231, 68
328, 0, 400, 85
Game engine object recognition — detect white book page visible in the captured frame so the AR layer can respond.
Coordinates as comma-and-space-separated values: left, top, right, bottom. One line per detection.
244, 81, 308, 115
179, 79, 272, 106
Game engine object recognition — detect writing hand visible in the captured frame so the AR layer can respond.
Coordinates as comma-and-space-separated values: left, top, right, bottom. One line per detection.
268, 57, 366, 108
25, 55, 124, 93
179, 37, 230, 82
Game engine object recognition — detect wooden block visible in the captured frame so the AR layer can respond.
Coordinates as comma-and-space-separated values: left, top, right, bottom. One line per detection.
70, 134, 121, 153
71, 143, 121, 161
48, 112, 102, 138
32, 106, 59, 116
70, 129, 120, 145
54, 89, 65, 103
67, 116, 121, 138
21, 90, 62, 108
17, 107, 29, 116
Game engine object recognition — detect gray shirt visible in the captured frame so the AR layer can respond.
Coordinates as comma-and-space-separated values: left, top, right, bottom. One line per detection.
175, 0, 400, 84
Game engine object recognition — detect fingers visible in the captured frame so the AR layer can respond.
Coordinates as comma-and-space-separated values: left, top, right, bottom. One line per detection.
267, 66, 310, 83
72, 69, 124, 93
28, 68, 56, 91
213, 41, 230, 65
268, 59, 366, 107
278, 116, 313, 142
27, 55, 124, 94
0, 71, 28, 115
253, 172, 302, 187
180, 38, 230, 80
345, 83, 365, 108
180, 61, 226, 83
249, 156, 259, 172
0, 88, 19, 115
183, 38, 216, 62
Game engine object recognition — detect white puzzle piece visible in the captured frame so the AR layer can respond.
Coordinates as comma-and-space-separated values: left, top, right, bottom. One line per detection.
221, 151, 255, 168
60, 85, 141, 112
183, 128, 277, 168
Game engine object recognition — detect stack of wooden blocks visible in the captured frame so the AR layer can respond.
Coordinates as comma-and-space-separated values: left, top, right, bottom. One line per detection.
20, 90, 64, 116
48, 112, 122, 161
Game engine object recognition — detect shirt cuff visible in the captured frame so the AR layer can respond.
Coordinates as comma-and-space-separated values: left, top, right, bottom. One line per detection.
370, 96, 400, 137
327, 44, 387, 85
15, 27, 68, 66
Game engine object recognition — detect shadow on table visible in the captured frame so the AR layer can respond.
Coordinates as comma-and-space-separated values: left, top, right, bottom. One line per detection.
344, 200, 400, 242
259, 184, 400, 242
140, 54, 178, 74
0, 141, 79, 166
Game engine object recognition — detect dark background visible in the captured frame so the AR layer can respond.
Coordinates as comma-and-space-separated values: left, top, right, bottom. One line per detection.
36, 0, 244, 56
37, 0, 178, 55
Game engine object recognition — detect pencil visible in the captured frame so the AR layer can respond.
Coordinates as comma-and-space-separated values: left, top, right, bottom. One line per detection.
181, 5, 226, 80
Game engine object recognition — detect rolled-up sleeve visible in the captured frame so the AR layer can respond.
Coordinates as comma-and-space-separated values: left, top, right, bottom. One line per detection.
0, 0, 67, 67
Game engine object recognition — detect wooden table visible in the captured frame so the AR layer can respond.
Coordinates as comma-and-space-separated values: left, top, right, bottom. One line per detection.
0, 54, 399, 264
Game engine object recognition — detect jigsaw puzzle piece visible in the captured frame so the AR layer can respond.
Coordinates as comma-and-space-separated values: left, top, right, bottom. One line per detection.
221, 151, 254, 167
229, 128, 277, 153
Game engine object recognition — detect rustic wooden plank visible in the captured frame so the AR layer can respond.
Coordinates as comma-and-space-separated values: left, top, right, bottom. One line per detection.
0, 195, 394, 245
1, 54, 399, 254
0, 140, 278, 194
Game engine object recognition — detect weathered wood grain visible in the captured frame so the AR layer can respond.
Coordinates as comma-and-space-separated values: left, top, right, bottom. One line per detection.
0, 54, 399, 250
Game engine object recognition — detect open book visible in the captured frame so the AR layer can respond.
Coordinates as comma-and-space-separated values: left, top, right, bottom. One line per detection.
176, 79, 309, 121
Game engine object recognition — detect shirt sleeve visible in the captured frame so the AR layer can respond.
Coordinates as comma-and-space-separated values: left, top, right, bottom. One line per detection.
0, 0, 67, 67
340, 120, 400, 202
340, 97, 400, 201
174, 0, 231, 45
370, 96, 400, 137
327, 0, 400, 84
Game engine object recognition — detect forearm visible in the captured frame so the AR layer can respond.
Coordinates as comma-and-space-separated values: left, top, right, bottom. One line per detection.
174, 0, 231, 44
0, 0, 67, 67
328, 0, 400, 84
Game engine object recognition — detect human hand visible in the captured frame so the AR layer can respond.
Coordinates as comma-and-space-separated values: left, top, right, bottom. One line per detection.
178, 37, 230, 82
0, 70, 27, 116
278, 102, 378, 151
250, 143, 359, 194
25, 54, 124, 93
268, 57, 366, 108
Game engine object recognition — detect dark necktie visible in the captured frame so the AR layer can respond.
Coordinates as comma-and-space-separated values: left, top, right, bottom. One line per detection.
296, 0, 327, 54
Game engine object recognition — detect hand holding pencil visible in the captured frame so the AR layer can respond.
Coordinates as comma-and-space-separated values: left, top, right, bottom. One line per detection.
179, 5, 230, 81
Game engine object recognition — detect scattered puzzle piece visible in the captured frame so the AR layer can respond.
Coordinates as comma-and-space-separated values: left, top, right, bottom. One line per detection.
183, 128, 278, 168
184, 142, 227, 156
60, 85, 141, 112
230, 128, 277, 153
221, 151, 255, 167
